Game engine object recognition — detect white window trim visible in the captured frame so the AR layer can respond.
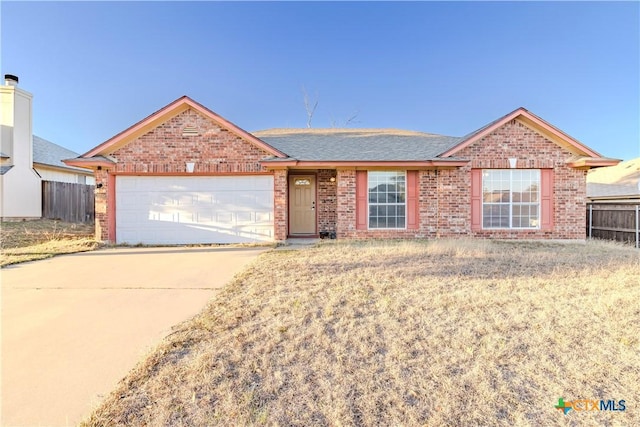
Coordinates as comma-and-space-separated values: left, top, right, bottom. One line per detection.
482, 169, 541, 230
367, 171, 407, 230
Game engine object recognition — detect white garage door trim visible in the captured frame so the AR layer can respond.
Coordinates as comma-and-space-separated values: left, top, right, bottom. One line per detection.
116, 175, 274, 244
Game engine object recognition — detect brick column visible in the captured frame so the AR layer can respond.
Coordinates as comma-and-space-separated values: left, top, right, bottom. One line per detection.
273, 169, 288, 241
336, 169, 356, 238
317, 169, 337, 233
93, 169, 110, 242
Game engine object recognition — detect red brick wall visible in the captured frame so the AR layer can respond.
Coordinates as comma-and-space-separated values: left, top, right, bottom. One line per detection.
317, 169, 337, 233
94, 108, 276, 242
111, 109, 269, 173
454, 119, 587, 239
336, 169, 356, 237
273, 169, 288, 240
334, 119, 588, 240
94, 169, 109, 241
419, 170, 438, 236
337, 169, 427, 239
436, 168, 470, 237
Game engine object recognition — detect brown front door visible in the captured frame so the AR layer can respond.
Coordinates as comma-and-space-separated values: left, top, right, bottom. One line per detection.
289, 175, 316, 235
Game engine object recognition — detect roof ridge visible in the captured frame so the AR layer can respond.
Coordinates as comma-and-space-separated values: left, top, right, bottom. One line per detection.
253, 128, 454, 137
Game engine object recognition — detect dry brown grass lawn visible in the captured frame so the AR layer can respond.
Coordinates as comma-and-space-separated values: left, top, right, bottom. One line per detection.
1, 219, 98, 266
84, 239, 639, 426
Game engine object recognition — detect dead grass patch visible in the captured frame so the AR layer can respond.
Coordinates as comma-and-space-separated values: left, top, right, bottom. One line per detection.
84, 239, 639, 426
1, 219, 97, 266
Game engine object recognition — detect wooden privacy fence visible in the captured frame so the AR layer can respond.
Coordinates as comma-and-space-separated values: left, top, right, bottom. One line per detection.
587, 203, 640, 248
42, 181, 95, 223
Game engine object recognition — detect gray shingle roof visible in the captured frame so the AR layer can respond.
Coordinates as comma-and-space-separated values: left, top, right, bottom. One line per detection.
0, 165, 13, 175
253, 128, 464, 161
587, 183, 640, 199
33, 135, 91, 173
587, 157, 640, 199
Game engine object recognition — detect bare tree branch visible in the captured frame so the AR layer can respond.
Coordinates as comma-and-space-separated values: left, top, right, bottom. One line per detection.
329, 113, 338, 128
344, 110, 360, 127
302, 85, 318, 128
329, 110, 360, 127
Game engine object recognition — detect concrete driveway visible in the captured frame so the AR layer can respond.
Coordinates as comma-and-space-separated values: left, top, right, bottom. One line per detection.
1, 246, 268, 427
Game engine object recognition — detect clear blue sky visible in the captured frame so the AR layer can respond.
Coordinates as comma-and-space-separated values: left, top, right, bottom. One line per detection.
2, 1, 639, 160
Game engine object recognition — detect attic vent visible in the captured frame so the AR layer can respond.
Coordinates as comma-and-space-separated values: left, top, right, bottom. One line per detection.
182, 126, 199, 136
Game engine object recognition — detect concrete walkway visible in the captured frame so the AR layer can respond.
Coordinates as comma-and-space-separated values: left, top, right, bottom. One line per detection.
275, 238, 320, 251
1, 246, 268, 427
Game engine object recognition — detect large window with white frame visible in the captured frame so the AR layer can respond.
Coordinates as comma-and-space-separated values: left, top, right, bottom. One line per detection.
482, 169, 540, 229
368, 171, 406, 229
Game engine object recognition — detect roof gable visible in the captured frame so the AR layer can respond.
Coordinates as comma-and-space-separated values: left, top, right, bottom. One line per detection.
440, 107, 602, 158
82, 96, 286, 158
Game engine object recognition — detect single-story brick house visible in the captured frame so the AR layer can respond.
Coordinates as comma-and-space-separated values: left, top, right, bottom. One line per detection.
65, 96, 619, 244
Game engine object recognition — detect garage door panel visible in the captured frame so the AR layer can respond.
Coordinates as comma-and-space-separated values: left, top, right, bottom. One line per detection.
256, 212, 272, 223
117, 210, 142, 225
116, 176, 274, 244
117, 177, 139, 191
148, 210, 177, 223
194, 211, 214, 223
118, 193, 149, 209
236, 212, 252, 223
176, 195, 198, 208
254, 193, 274, 208
147, 193, 170, 207
194, 194, 214, 206
215, 212, 233, 223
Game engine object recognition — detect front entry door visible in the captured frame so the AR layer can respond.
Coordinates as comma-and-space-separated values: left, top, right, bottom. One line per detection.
289, 175, 316, 235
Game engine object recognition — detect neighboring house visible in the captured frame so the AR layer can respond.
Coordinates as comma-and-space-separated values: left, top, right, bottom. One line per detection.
0, 75, 94, 219
587, 157, 640, 203
65, 96, 619, 244
33, 136, 95, 185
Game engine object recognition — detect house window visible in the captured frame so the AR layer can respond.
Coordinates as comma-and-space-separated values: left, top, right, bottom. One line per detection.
368, 171, 406, 229
482, 169, 540, 229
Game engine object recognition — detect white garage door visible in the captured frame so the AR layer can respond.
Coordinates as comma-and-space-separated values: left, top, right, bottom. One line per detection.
116, 176, 274, 244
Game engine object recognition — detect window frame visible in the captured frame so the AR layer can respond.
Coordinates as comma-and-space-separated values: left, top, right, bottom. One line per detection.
481, 169, 541, 230
367, 170, 407, 230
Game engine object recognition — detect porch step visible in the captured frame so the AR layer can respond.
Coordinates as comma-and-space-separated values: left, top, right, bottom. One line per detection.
275, 238, 320, 251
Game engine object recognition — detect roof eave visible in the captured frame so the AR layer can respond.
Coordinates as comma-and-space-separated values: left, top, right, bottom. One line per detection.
63, 157, 115, 169
260, 159, 470, 169
587, 195, 640, 202
35, 162, 94, 175
568, 158, 621, 170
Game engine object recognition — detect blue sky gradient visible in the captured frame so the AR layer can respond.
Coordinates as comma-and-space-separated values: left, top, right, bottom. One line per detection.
1, 1, 638, 160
